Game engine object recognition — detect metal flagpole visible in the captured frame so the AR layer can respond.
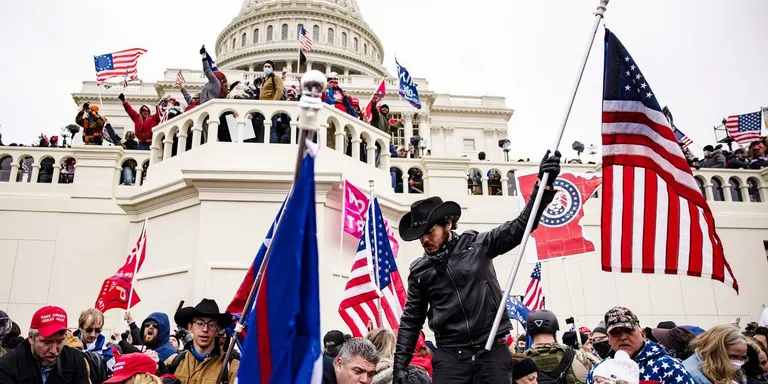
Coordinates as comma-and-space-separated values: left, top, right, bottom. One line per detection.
125, 218, 147, 331
339, 180, 346, 261
217, 70, 326, 384
368, 180, 384, 328
483, 0, 609, 352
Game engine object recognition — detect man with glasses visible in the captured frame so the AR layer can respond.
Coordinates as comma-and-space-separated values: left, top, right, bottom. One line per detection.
586, 307, 694, 384
168, 298, 239, 383
74, 308, 115, 371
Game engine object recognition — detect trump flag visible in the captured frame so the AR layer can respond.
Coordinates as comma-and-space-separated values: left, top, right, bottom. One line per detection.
95, 222, 147, 312
517, 170, 601, 263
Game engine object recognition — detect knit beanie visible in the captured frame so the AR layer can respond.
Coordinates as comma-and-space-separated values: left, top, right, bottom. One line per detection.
593, 321, 607, 335
512, 358, 538, 382
592, 350, 640, 384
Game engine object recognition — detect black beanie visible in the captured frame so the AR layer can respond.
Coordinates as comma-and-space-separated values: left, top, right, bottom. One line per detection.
512, 358, 538, 382
264, 60, 275, 69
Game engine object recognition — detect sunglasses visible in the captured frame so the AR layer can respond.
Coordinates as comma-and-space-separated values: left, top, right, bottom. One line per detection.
143, 321, 159, 329
84, 328, 102, 334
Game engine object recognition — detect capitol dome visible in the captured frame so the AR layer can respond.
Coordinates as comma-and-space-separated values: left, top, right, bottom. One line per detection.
215, 0, 387, 77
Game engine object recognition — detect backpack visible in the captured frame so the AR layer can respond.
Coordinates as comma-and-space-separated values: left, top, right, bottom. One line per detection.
536, 347, 575, 384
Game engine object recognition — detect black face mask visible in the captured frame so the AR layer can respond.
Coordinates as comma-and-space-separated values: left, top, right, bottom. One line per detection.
593, 340, 611, 359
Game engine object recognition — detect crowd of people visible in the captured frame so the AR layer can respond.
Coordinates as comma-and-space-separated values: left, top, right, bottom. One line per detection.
682, 140, 768, 170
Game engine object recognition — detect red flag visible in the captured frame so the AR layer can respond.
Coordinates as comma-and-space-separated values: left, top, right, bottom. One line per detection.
95, 222, 147, 312
363, 80, 386, 123
341, 180, 400, 257
517, 170, 602, 262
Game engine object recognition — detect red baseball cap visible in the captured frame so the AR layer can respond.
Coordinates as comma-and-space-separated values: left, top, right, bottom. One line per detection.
30, 306, 68, 338
104, 353, 158, 383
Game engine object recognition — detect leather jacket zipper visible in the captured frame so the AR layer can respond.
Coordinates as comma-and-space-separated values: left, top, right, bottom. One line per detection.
446, 267, 474, 345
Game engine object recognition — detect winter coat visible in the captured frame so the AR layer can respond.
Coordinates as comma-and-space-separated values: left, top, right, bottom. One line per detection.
75, 110, 104, 145
123, 101, 160, 143
370, 98, 393, 134
171, 351, 239, 384
682, 353, 746, 384
139, 312, 177, 362
73, 331, 115, 371
323, 87, 358, 117
200, 56, 225, 106
0, 339, 89, 384
587, 341, 695, 384
394, 185, 556, 372
699, 150, 726, 168
260, 74, 284, 101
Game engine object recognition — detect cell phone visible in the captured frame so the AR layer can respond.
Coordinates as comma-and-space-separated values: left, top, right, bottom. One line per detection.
565, 317, 575, 325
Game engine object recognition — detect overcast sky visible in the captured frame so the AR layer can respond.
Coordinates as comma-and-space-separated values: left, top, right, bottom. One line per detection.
0, 0, 765, 159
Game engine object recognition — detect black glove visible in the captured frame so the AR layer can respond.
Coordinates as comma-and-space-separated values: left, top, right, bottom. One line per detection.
118, 93, 125, 102
199, 45, 207, 55
392, 370, 407, 384
538, 150, 561, 187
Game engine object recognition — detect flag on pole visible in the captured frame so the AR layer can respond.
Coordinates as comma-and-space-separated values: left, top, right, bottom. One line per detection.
363, 80, 386, 123
174, 70, 185, 88
506, 295, 530, 329
601, 29, 738, 292
396, 59, 421, 110
339, 197, 406, 337
725, 112, 762, 144
94, 48, 147, 86
673, 128, 694, 149
95, 223, 147, 312
300, 26, 313, 52
341, 181, 400, 257
517, 170, 602, 263
523, 263, 544, 311
237, 142, 322, 383
204, 51, 218, 72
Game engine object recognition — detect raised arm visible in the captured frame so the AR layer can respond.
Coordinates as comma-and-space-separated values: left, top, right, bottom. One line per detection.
120, 94, 140, 123
180, 87, 193, 105
200, 47, 218, 85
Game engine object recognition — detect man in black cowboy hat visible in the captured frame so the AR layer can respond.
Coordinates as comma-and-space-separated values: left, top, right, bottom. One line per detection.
167, 298, 239, 383
393, 151, 561, 383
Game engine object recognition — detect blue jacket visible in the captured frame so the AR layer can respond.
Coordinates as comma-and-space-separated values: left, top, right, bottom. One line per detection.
141, 312, 176, 362
682, 353, 746, 384
323, 87, 358, 117
587, 340, 695, 384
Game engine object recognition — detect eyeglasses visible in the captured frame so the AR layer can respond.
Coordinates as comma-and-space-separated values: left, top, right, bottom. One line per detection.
84, 328, 102, 334
143, 321, 159, 329
193, 320, 219, 329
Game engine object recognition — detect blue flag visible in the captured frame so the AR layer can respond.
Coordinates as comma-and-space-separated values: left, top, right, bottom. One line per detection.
205, 52, 219, 71
396, 59, 421, 109
506, 295, 530, 329
237, 143, 322, 383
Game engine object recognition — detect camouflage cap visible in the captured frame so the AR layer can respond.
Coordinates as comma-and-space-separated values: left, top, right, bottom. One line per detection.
605, 306, 640, 333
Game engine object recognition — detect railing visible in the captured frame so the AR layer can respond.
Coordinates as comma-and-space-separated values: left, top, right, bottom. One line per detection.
0, 146, 151, 188
148, 98, 393, 171
432, 94, 510, 110
389, 157, 768, 203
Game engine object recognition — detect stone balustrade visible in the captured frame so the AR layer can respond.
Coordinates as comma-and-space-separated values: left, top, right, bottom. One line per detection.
148, 98, 393, 171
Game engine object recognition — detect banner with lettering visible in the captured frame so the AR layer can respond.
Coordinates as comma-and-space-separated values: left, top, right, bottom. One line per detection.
396, 59, 421, 110
342, 180, 400, 257
95, 222, 147, 312
517, 170, 601, 263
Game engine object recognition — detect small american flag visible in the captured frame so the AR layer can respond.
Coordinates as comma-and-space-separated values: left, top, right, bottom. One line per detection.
299, 26, 313, 52
725, 112, 762, 144
94, 48, 147, 86
174, 70, 185, 88
673, 128, 693, 149
523, 263, 544, 311
338, 197, 406, 336
601, 29, 738, 292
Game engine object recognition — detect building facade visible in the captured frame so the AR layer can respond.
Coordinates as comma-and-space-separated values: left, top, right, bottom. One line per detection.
1, 0, 767, 337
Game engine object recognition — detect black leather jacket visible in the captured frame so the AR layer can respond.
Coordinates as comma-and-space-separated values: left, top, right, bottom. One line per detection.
394, 185, 556, 371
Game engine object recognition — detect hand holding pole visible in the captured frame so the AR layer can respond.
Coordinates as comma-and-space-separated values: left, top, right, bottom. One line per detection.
483, 0, 609, 352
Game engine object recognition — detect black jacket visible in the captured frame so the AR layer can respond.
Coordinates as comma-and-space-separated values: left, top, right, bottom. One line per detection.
0, 339, 89, 384
394, 185, 556, 371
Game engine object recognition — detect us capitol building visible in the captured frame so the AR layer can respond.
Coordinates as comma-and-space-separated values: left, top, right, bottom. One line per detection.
0, 0, 766, 335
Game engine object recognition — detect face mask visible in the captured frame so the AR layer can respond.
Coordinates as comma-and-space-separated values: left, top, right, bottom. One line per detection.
730, 359, 746, 369
593, 341, 611, 359
705, 151, 712, 156
264, 68, 273, 76
516, 346, 526, 353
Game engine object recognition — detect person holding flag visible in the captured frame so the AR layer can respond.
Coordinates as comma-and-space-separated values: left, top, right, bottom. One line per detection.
393, 151, 561, 383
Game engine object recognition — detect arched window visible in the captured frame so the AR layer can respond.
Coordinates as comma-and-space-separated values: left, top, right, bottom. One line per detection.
488, 169, 502, 196
281, 23, 288, 40
232, 38, 237, 49
711, 177, 724, 202
17, 156, 33, 183
467, 168, 483, 195
407, 167, 424, 194
506, 171, 517, 196
327, 28, 334, 44
391, 167, 404, 193
748, 177, 762, 202
241, 33, 247, 47
313, 25, 320, 41
0, 155, 12, 182
253, 28, 259, 43
353, 37, 358, 51
297, 23, 304, 37
342, 32, 347, 47
364, 43, 368, 55
728, 177, 743, 202
694, 176, 706, 198
37, 157, 55, 183
267, 25, 273, 41
58, 158, 76, 184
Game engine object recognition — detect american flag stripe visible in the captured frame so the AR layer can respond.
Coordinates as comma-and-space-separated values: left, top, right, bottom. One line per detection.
523, 263, 543, 311
95, 48, 147, 85
174, 70, 185, 88
299, 27, 313, 52
725, 112, 762, 144
601, 30, 737, 292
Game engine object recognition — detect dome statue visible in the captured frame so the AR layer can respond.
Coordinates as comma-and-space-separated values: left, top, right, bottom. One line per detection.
239, 0, 363, 20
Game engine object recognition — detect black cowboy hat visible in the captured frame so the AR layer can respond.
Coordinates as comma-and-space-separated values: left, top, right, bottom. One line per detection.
174, 298, 231, 329
398, 197, 461, 242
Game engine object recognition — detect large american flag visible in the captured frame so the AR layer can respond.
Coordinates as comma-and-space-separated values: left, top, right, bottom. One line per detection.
601, 29, 738, 292
523, 263, 544, 311
725, 112, 762, 144
339, 197, 406, 336
299, 26, 313, 52
94, 48, 147, 86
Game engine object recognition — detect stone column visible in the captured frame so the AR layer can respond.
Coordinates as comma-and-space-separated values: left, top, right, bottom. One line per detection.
403, 112, 414, 150
739, 185, 749, 202
335, 130, 345, 154
177, 130, 188, 154
419, 112, 431, 151
325, 63, 332, 75
248, 63, 255, 72
344, 68, 350, 76
442, 126, 455, 157
351, 138, 361, 161
9, 164, 18, 183
366, 144, 376, 165
135, 168, 144, 187
207, 120, 220, 144
481, 176, 489, 196
703, 184, 713, 201
306, 60, 313, 71
380, 151, 391, 171
501, 178, 509, 196
760, 186, 768, 203
163, 139, 173, 160
31, 164, 40, 183
430, 126, 442, 157
192, 126, 203, 148
52, 166, 61, 184
483, 128, 496, 160
150, 143, 162, 165
401, 173, 409, 195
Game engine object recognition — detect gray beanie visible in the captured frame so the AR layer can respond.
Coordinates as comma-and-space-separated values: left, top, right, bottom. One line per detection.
593, 321, 607, 335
